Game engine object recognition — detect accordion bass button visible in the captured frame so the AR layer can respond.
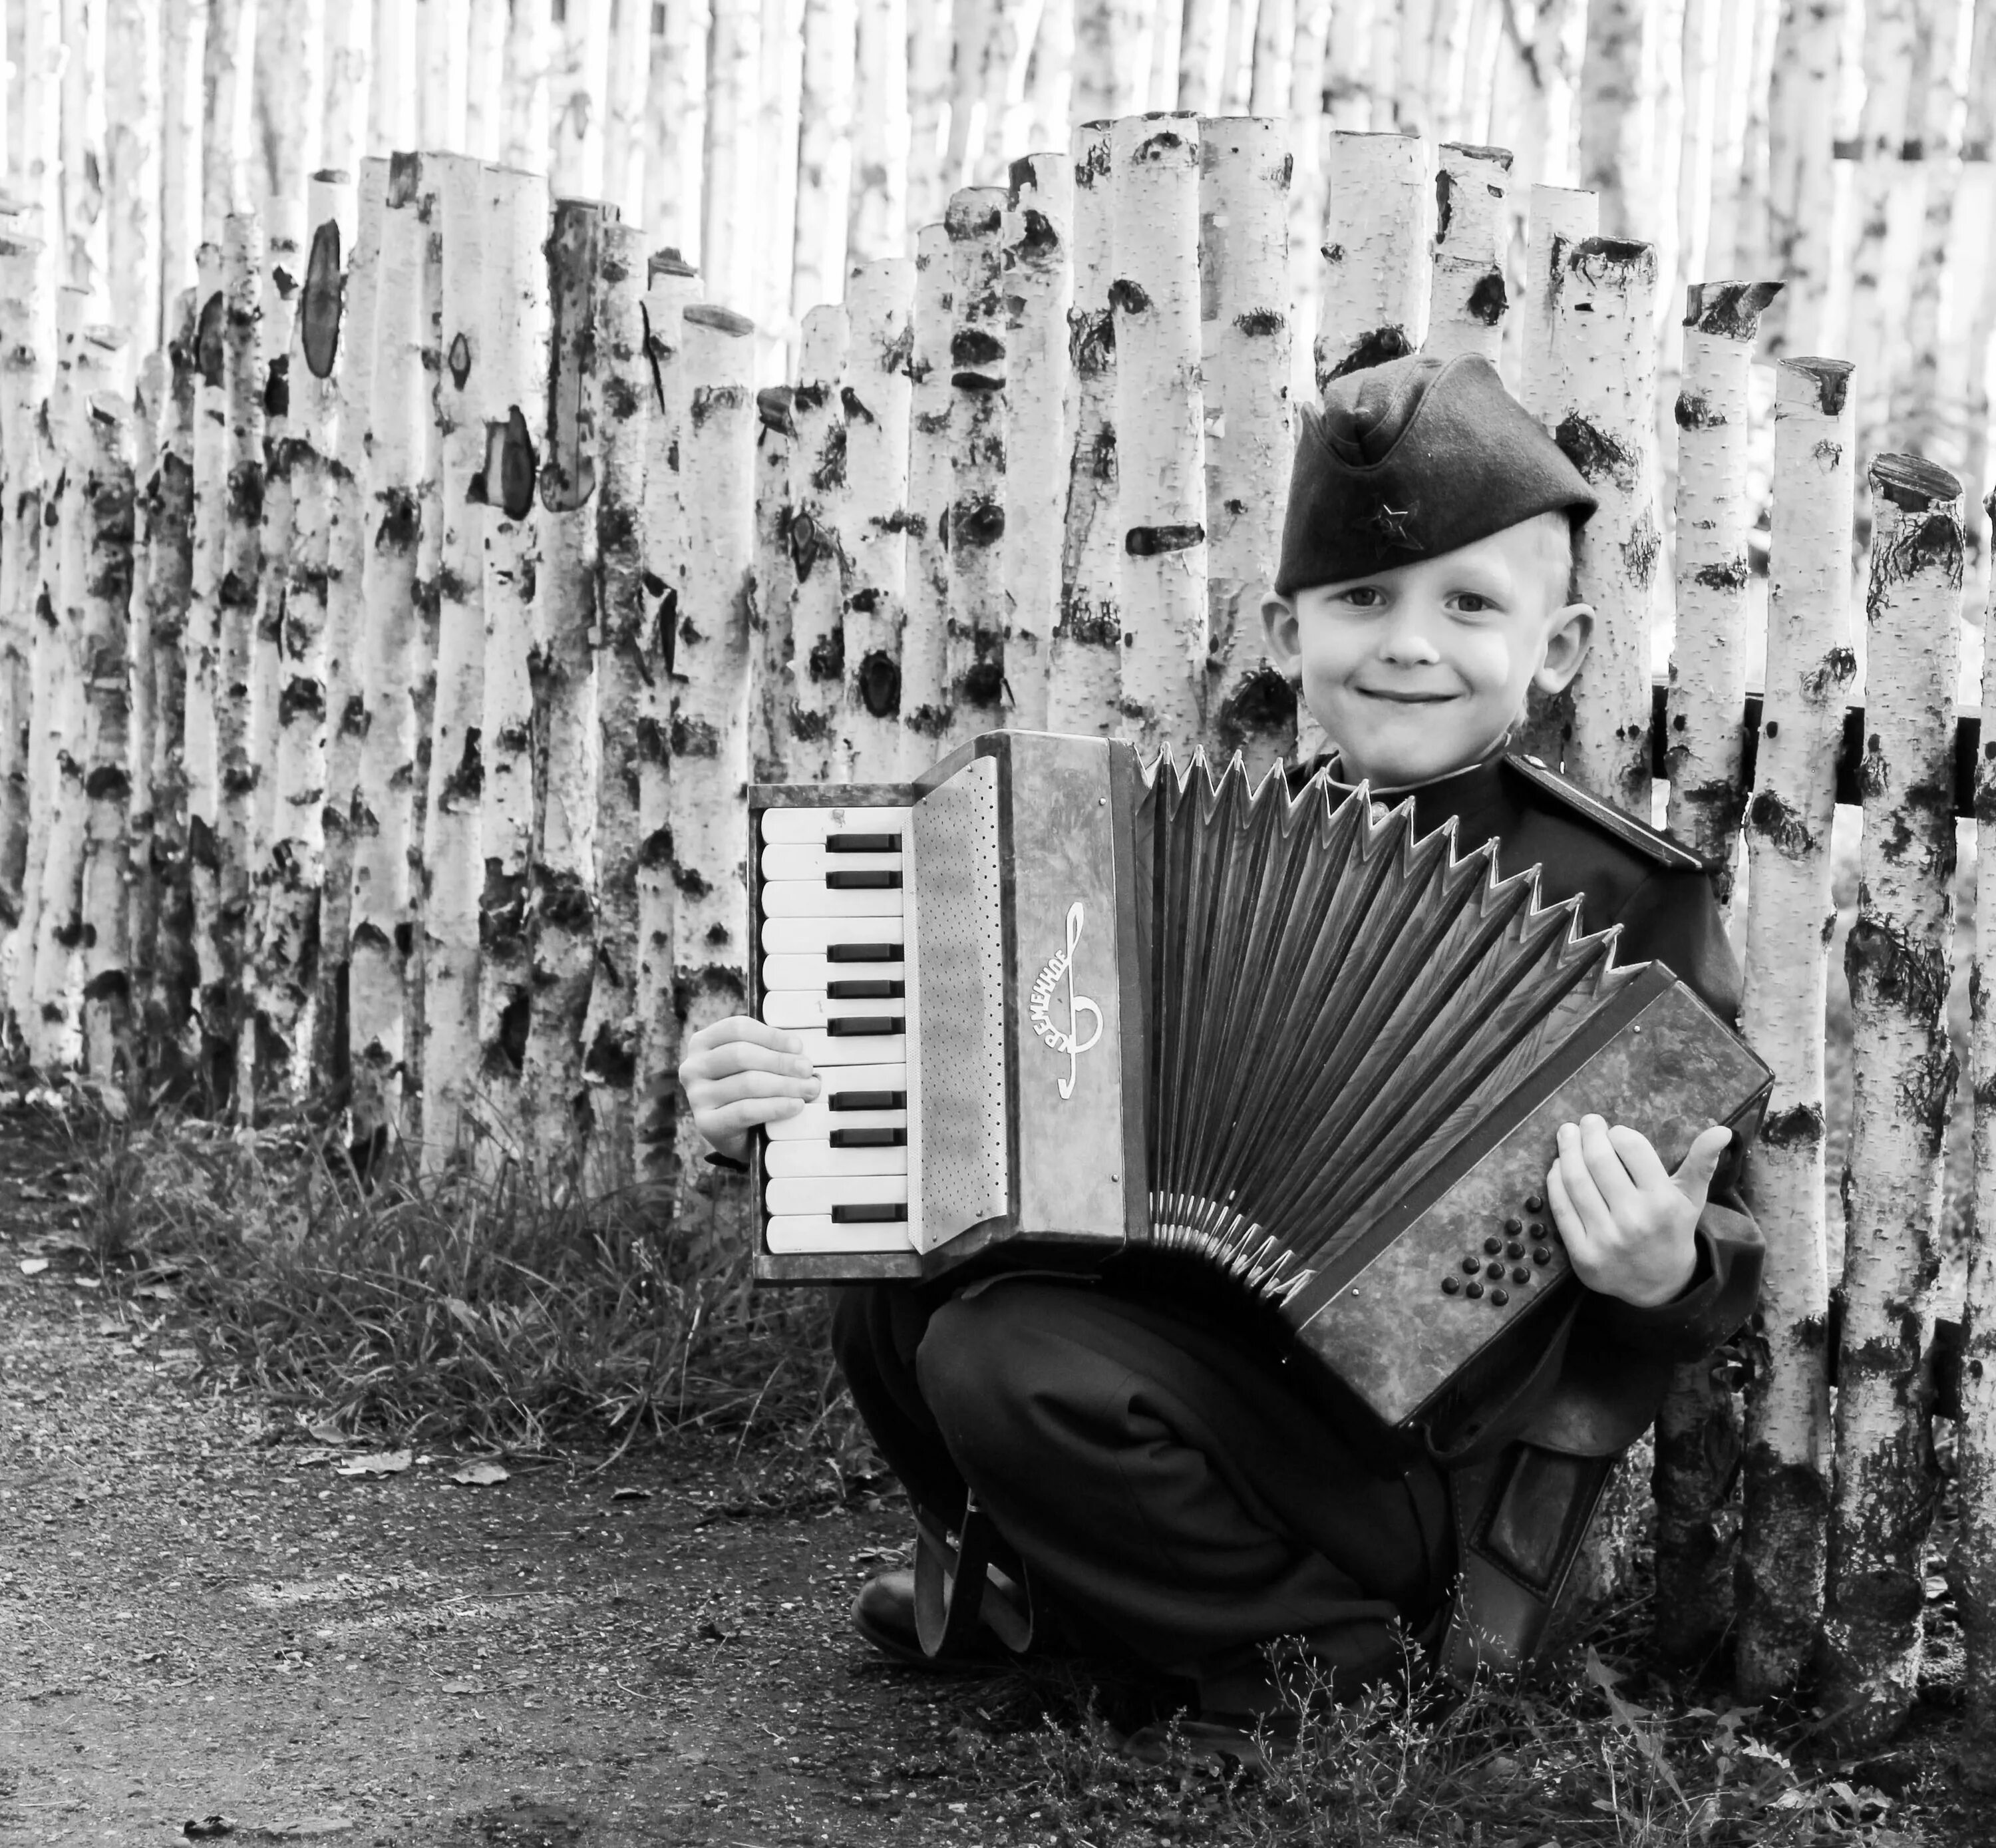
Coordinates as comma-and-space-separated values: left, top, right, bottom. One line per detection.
1511, 1265, 1530, 1284
1464, 1281, 1483, 1299
1490, 1288, 1510, 1306
1502, 1216, 1523, 1235
1505, 1240, 1524, 1259
1485, 1260, 1505, 1280
1460, 1256, 1480, 1275
1440, 1276, 1460, 1296
1532, 1246, 1552, 1265
1524, 1195, 1544, 1213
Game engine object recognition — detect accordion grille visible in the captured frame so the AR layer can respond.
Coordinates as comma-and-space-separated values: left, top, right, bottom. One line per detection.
911, 754, 1011, 1244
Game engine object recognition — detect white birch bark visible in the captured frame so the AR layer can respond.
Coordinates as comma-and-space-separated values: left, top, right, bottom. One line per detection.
202, 0, 257, 242
1073, 0, 1144, 122
646, 0, 709, 261
371, 0, 416, 155
1762, 0, 1845, 356
105, 0, 161, 353
1520, 182, 1597, 425
1110, 116, 1204, 756
703, 0, 758, 313
792, 0, 857, 321
462, 0, 508, 162
603, 0, 651, 216
1890, 0, 1961, 469
1146, 0, 1184, 112
848, 0, 908, 265
1425, 140, 1514, 366
1734, 357, 1852, 1700
900, 222, 953, 751
347, 156, 428, 1161
1180, 0, 1226, 114
1025, 0, 1073, 146
416, 0, 468, 156
1393, 0, 1436, 134
1285, 0, 1334, 412
1249, 0, 1295, 114
551, 0, 610, 197
943, 186, 1008, 749
1701, 0, 1757, 277
670, 302, 756, 1250
1198, 115, 1293, 779
60, 0, 108, 306
313, 158, 385, 1094
1958, 7, 1996, 564
126, 352, 163, 1056
321, 0, 373, 176
1821, 453, 1964, 1751
19, 0, 63, 256
635, 252, 701, 1171
1314, 129, 1430, 395
786, 305, 849, 777
750, 383, 798, 778
1676, 0, 1716, 302
905, 0, 952, 234
255, 0, 325, 212
1000, 149, 1072, 735
1578, 0, 1648, 238
1050, 122, 1120, 743
840, 256, 914, 780
754, 0, 804, 365
1539, 236, 1658, 811
518, 196, 607, 1181
470, 162, 549, 1165
160, 0, 202, 319
504, 0, 554, 173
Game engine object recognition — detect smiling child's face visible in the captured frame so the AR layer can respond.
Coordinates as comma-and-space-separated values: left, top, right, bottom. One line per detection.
1262, 514, 1595, 790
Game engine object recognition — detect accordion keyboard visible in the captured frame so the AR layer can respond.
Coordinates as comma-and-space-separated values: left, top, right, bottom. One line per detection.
758, 804, 915, 1253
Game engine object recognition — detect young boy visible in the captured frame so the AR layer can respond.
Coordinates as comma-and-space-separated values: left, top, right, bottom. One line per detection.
680, 353, 1762, 1732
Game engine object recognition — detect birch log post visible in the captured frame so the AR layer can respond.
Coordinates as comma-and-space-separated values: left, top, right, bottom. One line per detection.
314, 159, 386, 1099
202, 0, 257, 240
1821, 455, 1964, 1751
1050, 122, 1120, 743
347, 157, 430, 1165
580, 218, 651, 1191
1650, 275, 1781, 1668
106, 0, 162, 351
944, 187, 1009, 749
671, 303, 757, 1250
1537, 238, 1659, 810
1000, 151, 1073, 734
1520, 183, 1599, 429
519, 196, 611, 1181
786, 306, 850, 780
1844, 0, 1915, 478
1314, 130, 1429, 394
1110, 115, 1206, 756
1960, 480, 1996, 1780
635, 250, 701, 1170
418, 154, 490, 1170
125, 351, 163, 1057
1425, 142, 1513, 366
750, 385, 798, 780
471, 164, 551, 1167
839, 257, 914, 781
1198, 115, 1294, 778
900, 224, 952, 751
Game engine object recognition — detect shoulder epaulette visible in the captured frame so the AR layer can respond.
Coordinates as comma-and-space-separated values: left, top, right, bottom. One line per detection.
1502, 753, 1710, 874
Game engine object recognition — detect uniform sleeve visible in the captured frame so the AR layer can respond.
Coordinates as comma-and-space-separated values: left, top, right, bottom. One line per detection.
1605, 866, 1743, 1025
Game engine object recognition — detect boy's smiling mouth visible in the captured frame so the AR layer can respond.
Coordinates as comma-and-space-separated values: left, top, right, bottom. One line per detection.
1354, 687, 1458, 703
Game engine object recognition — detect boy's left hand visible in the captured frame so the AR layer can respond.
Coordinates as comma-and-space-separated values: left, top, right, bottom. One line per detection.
1546, 1115, 1733, 1310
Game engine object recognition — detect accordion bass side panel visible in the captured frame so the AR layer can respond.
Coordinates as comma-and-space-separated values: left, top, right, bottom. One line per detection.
1288, 968, 1773, 1429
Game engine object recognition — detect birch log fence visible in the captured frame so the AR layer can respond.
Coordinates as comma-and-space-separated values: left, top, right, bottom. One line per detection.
2, 4, 1996, 1769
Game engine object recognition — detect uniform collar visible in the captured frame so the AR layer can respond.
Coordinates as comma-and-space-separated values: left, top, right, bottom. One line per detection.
1298, 747, 1519, 854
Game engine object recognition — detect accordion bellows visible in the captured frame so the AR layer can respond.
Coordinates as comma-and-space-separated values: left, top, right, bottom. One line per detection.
750, 732, 1771, 1431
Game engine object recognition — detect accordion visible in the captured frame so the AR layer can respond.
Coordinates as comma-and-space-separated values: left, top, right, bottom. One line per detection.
748, 730, 1772, 1433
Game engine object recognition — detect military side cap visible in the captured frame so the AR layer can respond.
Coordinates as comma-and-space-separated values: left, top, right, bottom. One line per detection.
1275, 354, 1598, 597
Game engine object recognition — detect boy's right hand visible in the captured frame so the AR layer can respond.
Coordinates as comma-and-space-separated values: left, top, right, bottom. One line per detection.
679, 1016, 822, 1164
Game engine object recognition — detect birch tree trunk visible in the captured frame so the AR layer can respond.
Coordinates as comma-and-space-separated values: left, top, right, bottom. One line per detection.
417, 154, 490, 1171
1314, 130, 1430, 393
751, 385, 798, 779
313, 158, 385, 1103
1198, 115, 1294, 778
1425, 140, 1514, 366
1520, 182, 1598, 426
552, 0, 610, 197
604, 0, 651, 216
1762, 0, 1845, 357
635, 251, 701, 1172
786, 305, 849, 778
793, 0, 858, 321
19, 0, 63, 260
1073, 0, 1143, 123
1001, 150, 1073, 734
943, 186, 1009, 748
1578, 0, 1647, 237
202, 0, 257, 242
840, 256, 914, 780
106, 0, 162, 352
1841, 0, 1915, 482
671, 302, 757, 1250
646, 0, 709, 261
900, 223, 953, 751
519, 196, 609, 1182
160, 0, 203, 326
347, 156, 428, 1164
504, 0, 554, 173
1025, 0, 1073, 146
321, 0, 372, 176
1651, 275, 1781, 1668
1701, 0, 1758, 277
1821, 454, 1963, 1752
703, 0, 758, 313
255, 0, 325, 211
906, 0, 953, 234
61, 0, 109, 305
463, 0, 508, 161
471, 163, 550, 1168
413, 0, 466, 154
1285, 0, 1334, 411
126, 353, 164, 1061
754, 0, 804, 358
1539, 237, 1659, 810
1249, 0, 1296, 114
1890, 0, 1961, 468
848, 0, 909, 265
371, 0, 416, 154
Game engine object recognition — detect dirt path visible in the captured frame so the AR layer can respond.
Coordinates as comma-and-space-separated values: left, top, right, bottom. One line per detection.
0, 1121, 1053, 1848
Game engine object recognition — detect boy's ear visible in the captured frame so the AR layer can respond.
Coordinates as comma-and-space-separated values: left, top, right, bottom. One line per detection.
1534, 604, 1594, 695
1261, 592, 1301, 674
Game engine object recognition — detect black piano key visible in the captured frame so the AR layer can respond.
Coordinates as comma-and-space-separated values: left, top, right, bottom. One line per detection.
830, 1089, 908, 1111
826, 868, 903, 890
826, 832, 902, 853
830, 1127, 908, 1149
825, 1016, 906, 1037
831, 1202, 909, 1224
826, 978, 904, 1000
826, 941, 904, 962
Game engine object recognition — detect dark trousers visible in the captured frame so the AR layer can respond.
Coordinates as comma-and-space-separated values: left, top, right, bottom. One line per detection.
831, 1276, 1456, 1712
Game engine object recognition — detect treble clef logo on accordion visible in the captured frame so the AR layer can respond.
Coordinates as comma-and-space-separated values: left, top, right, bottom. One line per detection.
1029, 901, 1103, 1099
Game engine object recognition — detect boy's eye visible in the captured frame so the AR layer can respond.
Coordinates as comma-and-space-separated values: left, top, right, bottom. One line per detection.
1451, 593, 1494, 613
1339, 586, 1385, 608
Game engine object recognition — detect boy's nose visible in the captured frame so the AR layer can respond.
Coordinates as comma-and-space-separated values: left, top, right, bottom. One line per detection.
1377, 613, 1443, 665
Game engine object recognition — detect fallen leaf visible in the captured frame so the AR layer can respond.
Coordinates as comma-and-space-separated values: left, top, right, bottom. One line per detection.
333, 1450, 412, 1477
450, 1459, 509, 1487
18, 1258, 47, 1276
182, 1819, 236, 1841
611, 1487, 651, 1501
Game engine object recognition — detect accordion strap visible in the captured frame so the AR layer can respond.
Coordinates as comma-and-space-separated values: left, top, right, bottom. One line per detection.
914, 1492, 1035, 1660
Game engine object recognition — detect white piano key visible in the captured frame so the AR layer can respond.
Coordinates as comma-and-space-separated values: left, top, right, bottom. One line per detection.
794, 1027, 908, 1067
760, 842, 902, 882
762, 990, 906, 1031
765, 1142, 908, 1179
765, 1173, 910, 1214
766, 1215, 911, 1254
764, 1065, 907, 1140
761, 880, 906, 918
761, 805, 910, 844
763, 952, 910, 992
758, 916, 906, 955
